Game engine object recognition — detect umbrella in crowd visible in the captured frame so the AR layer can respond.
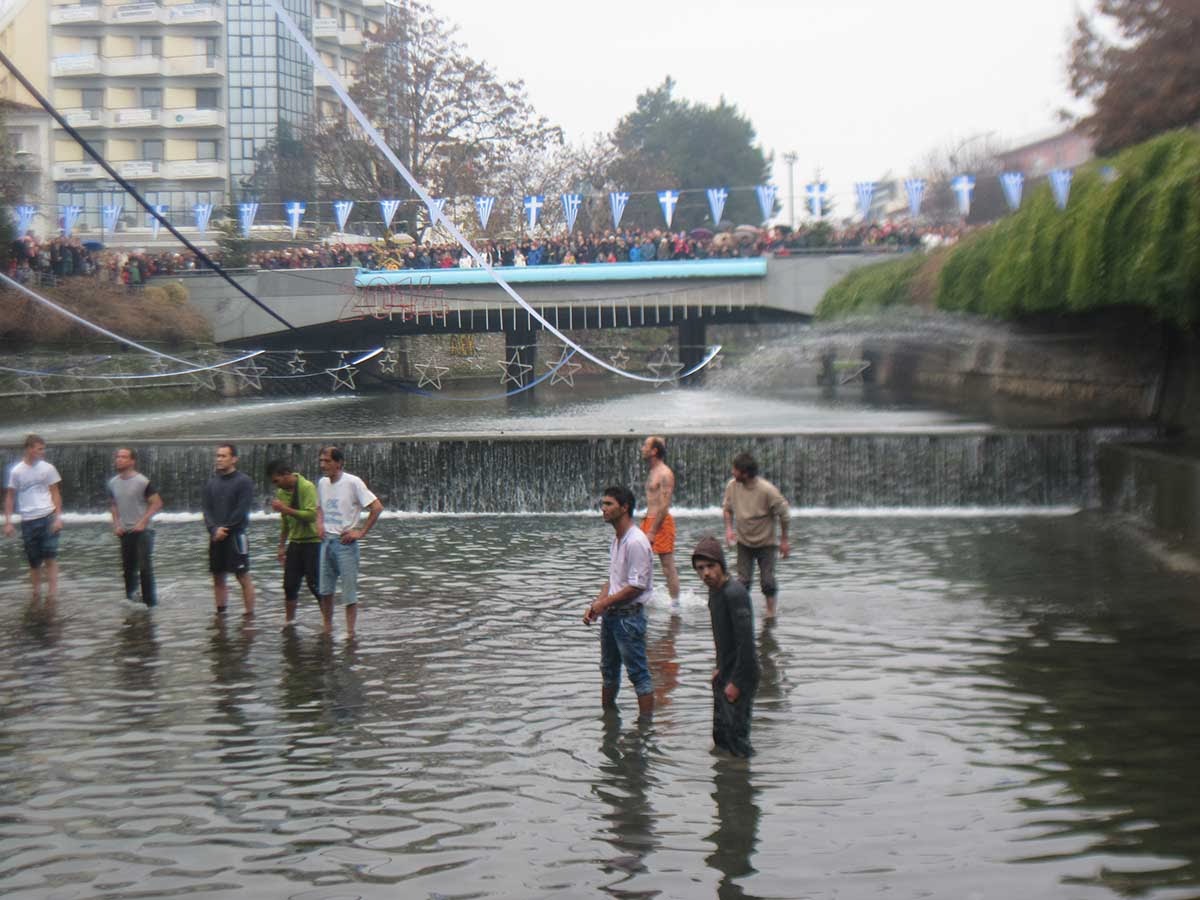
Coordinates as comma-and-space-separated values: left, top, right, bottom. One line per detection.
689, 227, 714, 239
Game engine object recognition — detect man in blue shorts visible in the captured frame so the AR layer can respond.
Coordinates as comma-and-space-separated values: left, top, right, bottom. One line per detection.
4, 434, 63, 602
316, 446, 382, 639
202, 443, 256, 617
583, 485, 655, 720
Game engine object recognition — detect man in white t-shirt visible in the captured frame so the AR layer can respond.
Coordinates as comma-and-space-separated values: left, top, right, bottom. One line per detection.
4, 433, 64, 601
316, 445, 383, 639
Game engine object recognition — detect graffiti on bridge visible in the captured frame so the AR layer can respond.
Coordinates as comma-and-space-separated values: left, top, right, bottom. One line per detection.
341, 274, 451, 324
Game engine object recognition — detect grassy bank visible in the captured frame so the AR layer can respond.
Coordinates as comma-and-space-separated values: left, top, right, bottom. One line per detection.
817, 130, 1200, 325
0, 277, 211, 346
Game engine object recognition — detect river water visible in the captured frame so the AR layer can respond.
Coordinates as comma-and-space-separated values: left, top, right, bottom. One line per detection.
2, 383, 1199, 898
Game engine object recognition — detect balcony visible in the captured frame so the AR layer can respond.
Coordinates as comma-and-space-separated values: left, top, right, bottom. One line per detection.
112, 107, 162, 127
362, 0, 385, 7
52, 161, 104, 180
162, 159, 224, 179
313, 17, 338, 39
109, 2, 162, 24
105, 54, 163, 77
50, 4, 102, 25
62, 108, 103, 128
51, 53, 101, 77
167, 2, 223, 24
315, 70, 354, 89
165, 107, 223, 127
117, 159, 161, 179
338, 28, 363, 46
164, 54, 221, 76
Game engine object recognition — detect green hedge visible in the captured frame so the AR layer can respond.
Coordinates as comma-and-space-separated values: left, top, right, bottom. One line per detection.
939, 129, 1200, 324
816, 130, 1200, 325
815, 252, 925, 319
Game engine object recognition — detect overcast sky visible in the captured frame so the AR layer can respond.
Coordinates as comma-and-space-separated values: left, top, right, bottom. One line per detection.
437, 0, 1093, 221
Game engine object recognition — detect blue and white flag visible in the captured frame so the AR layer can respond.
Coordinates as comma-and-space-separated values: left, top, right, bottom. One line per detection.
805, 182, 827, 218
523, 194, 544, 232
61, 204, 82, 236
706, 187, 728, 226
610, 191, 630, 229
193, 202, 212, 235
854, 181, 875, 220
379, 198, 401, 230
658, 190, 679, 228
333, 199, 353, 232
475, 195, 495, 229
13, 204, 36, 236
238, 201, 259, 237
102, 203, 122, 234
904, 178, 926, 218
561, 193, 582, 233
149, 203, 168, 239
1049, 168, 1073, 210
286, 201, 306, 238
951, 174, 975, 217
999, 172, 1024, 211
755, 184, 776, 223
427, 197, 446, 226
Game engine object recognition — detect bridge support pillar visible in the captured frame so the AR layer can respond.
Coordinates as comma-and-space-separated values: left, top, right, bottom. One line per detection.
678, 319, 707, 383
504, 325, 537, 390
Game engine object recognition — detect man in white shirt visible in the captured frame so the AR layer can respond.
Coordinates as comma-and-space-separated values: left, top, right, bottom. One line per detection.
316, 445, 383, 639
583, 485, 655, 719
4, 434, 63, 602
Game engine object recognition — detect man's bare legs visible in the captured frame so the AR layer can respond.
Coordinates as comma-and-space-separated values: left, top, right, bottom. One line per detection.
213, 572, 255, 615
319, 595, 334, 634
345, 602, 357, 639
212, 573, 229, 612
659, 552, 680, 606
234, 572, 255, 616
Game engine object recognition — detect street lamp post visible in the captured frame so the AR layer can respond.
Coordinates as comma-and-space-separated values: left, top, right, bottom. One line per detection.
783, 151, 798, 229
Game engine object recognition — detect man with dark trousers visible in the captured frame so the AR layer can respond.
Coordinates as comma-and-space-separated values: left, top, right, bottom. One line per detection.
267, 459, 321, 627
692, 535, 760, 757
109, 447, 163, 606
202, 443, 256, 617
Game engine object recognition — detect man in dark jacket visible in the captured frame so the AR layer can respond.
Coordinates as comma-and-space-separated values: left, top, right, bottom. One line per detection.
202, 443, 256, 617
693, 535, 760, 757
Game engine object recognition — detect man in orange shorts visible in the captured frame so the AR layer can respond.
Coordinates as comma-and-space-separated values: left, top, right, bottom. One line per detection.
641, 435, 681, 609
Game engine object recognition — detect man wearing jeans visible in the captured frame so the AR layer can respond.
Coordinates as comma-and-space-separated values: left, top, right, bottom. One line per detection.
108, 447, 162, 607
316, 446, 382, 639
583, 485, 655, 719
722, 451, 790, 618
4, 433, 63, 602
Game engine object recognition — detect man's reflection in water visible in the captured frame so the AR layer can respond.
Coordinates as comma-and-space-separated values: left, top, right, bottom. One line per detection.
594, 711, 658, 877
280, 631, 366, 737
756, 618, 785, 703
20, 596, 62, 647
648, 615, 683, 711
116, 611, 159, 694
208, 615, 257, 756
706, 758, 762, 900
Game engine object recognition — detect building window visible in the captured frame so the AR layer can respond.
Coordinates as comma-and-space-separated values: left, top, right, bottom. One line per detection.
79, 37, 100, 55
204, 37, 220, 66
141, 88, 162, 109
142, 139, 163, 161
81, 88, 103, 111
197, 139, 220, 161
195, 88, 220, 110
139, 37, 162, 57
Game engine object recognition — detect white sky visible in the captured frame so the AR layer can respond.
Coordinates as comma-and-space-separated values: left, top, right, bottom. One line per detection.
438, 0, 1092, 220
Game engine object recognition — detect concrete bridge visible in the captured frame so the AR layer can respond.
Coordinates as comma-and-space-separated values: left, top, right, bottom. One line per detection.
184, 252, 896, 373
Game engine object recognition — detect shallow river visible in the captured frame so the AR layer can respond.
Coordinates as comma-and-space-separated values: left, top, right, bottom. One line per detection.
2, 512, 1199, 899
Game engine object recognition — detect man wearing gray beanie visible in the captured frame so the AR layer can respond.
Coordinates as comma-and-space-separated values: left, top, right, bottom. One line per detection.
692, 536, 760, 757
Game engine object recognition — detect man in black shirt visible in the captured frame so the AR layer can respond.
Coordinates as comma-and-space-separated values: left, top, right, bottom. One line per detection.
202, 443, 256, 617
692, 535, 760, 757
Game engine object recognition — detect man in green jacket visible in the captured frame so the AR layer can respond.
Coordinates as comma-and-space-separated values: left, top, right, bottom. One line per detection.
267, 459, 321, 627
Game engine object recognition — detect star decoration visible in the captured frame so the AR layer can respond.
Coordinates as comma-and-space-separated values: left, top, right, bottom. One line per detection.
234, 361, 268, 391
498, 348, 533, 387
190, 370, 217, 392
609, 346, 630, 368
546, 349, 582, 387
286, 350, 307, 374
377, 349, 400, 375
148, 357, 171, 375
328, 365, 358, 391
16, 375, 46, 396
414, 356, 450, 390
647, 348, 684, 383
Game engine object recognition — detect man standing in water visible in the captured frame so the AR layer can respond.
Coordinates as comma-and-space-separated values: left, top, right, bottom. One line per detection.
692, 535, 759, 757
723, 451, 790, 618
641, 435, 681, 610
202, 443, 256, 617
583, 485, 655, 719
109, 447, 162, 606
3, 433, 63, 601
267, 459, 321, 628
316, 446, 382, 639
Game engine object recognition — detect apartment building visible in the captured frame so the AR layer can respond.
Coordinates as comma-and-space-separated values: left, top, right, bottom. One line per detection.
0, 0, 389, 238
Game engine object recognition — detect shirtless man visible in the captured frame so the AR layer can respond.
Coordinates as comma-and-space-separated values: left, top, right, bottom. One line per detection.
641, 435, 681, 608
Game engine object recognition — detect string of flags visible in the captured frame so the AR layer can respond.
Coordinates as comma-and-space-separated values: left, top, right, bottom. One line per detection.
16, 169, 1087, 239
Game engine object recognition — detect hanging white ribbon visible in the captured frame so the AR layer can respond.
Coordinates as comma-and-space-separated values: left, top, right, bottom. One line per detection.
754, 185, 775, 223
854, 182, 875, 220
610, 191, 629, 229
805, 182, 827, 218
475, 196, 495, 229
333, 199, 354, 231
561, 193, 582, 233
1000, 172, 1025, 211
61, 204, 82, 236
904, 178, 926, 218
1049, 169, 1073, 210
193, 202, 213, 235
286, 201, 306, 238
149, 203, 169, 239
951, 174, 975, 217
657, 190, 679, 228
379, 198, 401, 230
239, 201, 259, 237
523, 195, 544, 232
